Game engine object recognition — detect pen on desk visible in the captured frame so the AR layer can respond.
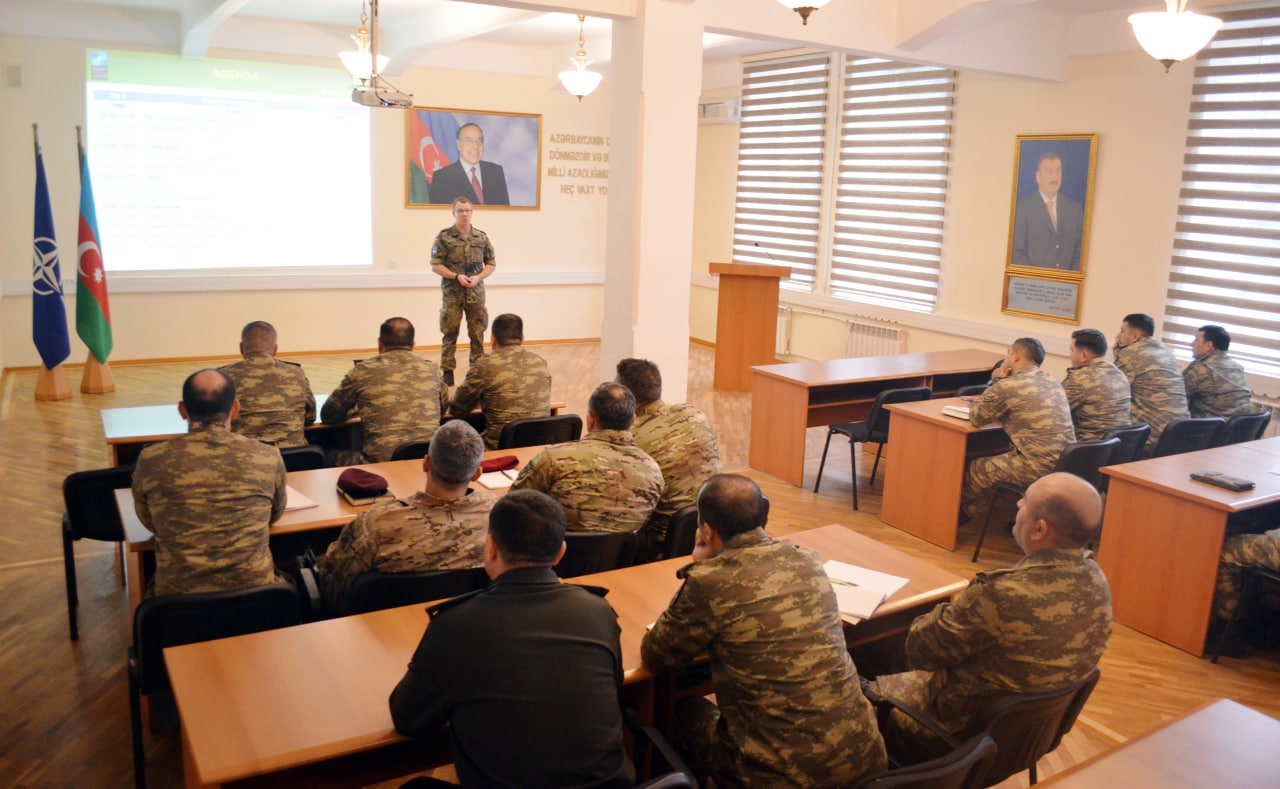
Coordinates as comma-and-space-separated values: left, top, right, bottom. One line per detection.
500, 469, 513, 480
829, 578, 859, 588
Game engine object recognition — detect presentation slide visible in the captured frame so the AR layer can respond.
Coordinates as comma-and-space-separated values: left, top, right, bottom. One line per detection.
85, 50, 373, 272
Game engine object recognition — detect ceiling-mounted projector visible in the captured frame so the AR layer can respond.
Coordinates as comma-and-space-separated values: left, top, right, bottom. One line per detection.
353, 82, 412, 109
344, 0, 411, 110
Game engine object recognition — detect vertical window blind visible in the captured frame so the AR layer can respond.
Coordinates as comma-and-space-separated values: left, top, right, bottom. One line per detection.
1163, 4, 1280, 373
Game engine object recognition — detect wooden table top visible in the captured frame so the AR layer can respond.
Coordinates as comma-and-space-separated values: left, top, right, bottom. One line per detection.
163, 523, 967, 786
884, 396, 1004, 433
1038, 698, 1280, 787
1101, 439, 1280, 514
750, 348, 997, 387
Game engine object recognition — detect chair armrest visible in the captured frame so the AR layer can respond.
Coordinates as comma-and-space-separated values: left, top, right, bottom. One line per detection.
874, 696, 962, 749
622, 702, 696, 782
295, 554, 323, 621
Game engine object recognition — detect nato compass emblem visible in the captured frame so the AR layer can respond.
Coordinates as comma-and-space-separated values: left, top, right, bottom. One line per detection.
33, 237, 63, 296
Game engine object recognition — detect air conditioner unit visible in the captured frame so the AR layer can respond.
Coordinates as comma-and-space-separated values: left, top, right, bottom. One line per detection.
697, 98, 741, 125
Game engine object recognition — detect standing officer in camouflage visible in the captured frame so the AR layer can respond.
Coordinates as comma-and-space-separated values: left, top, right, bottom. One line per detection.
449, 313, 551, 448
1062, 328, 1131, 442
615, 358, 723, 562
511, 382, 662, 534
1113, 313, 1189, 455
962, 337, 1075, 524
316, 421, 495, 615
873, 472, 1112, 760
641, 474, 887, 787
431, 197, 495, 387
1211, 528, 1280, 656
321, 317, 448, 466
132, 369, 287, 596
1184, 324, 1254, 419
219, 320, 316, 448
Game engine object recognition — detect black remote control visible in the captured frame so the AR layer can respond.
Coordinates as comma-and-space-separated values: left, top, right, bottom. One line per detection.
1190, 471, 1255, 492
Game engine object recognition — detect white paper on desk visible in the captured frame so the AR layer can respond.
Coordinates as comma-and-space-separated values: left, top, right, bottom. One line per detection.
940, 404, 971, 420
823, 560, 909, 619
479, 471, 515, 490
285, 486, 319, 512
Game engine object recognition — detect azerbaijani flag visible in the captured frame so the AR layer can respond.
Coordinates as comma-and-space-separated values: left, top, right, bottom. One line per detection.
76, 143, 113, 363
32, 140, 71, 371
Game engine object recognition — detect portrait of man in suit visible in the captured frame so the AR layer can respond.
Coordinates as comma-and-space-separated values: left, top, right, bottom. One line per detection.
429, 123, 512, 207
1011, 151, 1085, 271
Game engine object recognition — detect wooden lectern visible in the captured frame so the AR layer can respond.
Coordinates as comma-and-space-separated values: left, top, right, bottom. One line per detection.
710, 262, 791, 392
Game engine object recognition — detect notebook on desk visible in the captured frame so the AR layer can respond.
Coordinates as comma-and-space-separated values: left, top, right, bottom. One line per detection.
823, 560, 909, 624
940, 404, 971, 420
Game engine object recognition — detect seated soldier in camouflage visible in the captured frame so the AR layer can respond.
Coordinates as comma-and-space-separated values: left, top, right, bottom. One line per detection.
510, 382, 662, 534
219, 320, 316, 448
641, 474, 887, 787
615, 358, 722, 562
1209, 527, 1280, 657
316, 420, 494, 615
872, 472, 1112, 760
1113, 313, 1190, 456
1184, 324, 1254, 420
1062, 328, 1131, 442
448, 313, 551, 449
321, 317, 448, 466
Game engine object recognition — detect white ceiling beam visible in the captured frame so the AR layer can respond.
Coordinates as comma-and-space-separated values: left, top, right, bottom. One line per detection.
179, 0, 252, 58
378, 5, 545, 75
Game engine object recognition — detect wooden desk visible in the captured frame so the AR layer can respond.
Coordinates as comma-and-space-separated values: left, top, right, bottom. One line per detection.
748, 349, 996, 487
1097, 440, 1280, 655
880, 398, 1008, 551
164, 524, 966, 788
118, 446, 546, 616
1039, 699, 1280, 787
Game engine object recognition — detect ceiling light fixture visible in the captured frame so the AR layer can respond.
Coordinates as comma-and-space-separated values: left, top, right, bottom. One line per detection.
1129, 0, 1223, 72
558, 15, 603, 101
340, 0, 411, 109
339, 1, 389, 84
777, 0, 831, 26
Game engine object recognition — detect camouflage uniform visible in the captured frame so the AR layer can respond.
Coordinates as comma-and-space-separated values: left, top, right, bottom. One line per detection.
631, 400, 723, 561
219, 353, 316, 448
432, 224, 494, 373
1114, 337, 1190, 455
132, 424, 287, 596
448, 344, 552, 449
321, 349, 448, 465
641, 529, 888, 787
316, 488, 495, 615
963, 368, 1075, 521
1183, 349, 1254, 419
510, 429, 662, 534
1062, 357, 1131, 442
874, 548, 1111, 756
1213, 528, 1280, 621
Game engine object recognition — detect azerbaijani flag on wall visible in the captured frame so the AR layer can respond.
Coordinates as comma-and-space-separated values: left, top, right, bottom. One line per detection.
32, 140, 71, 371
76, 144, 113, 363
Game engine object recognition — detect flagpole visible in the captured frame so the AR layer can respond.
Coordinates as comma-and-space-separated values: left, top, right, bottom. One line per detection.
75, 124, 115, 394
32, 124, 72, 402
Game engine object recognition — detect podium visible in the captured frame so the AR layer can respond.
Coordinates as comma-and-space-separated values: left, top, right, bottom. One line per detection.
710, 261, 791, 392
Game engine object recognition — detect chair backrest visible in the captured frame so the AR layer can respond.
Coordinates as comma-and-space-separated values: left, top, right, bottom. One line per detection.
953, 384, 988, 398
1217, 410, 1272, 447
1152, 417, 1227, 458
280, 445, 327, 472
132, 582, 300, 694
497, 414, 584, 449
1052, 438, 1120, 492
346, 567, 489, 614
855, 733, 997, 789
868, 386, 933, 439
663, 506, 700, 560
1101, 422, 1151, 466
63, 464, 136, 542
389, 439, 432, 461
555, 531, 638, 578
965, 667, 1100, 787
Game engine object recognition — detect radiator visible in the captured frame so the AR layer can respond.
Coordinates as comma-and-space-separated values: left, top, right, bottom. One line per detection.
1250, 399, 1280, 439
845, 319, 906, 358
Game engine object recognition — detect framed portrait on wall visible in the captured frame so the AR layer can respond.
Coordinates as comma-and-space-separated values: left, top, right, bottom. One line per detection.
1004, 133, 1098, 274
406, 107, 542, 209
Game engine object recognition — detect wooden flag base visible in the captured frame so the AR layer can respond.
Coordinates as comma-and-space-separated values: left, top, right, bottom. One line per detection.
35, 364, 72, 401
81, 354, 115, 393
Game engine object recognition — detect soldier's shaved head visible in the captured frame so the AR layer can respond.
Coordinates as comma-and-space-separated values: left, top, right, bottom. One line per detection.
240, 321, 277, 355
1014, 472, 1103, 553
182, 369, 236, 424
428, 420, 484, 484
698, 473, 769, 541
491, 313, 524, 346
615, 358, 662, 405
589, 382, 636, 431
489, 489, 565, 565
380, 317, 415, 350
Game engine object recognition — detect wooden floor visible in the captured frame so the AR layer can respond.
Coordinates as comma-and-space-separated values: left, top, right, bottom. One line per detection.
2, 342, 1278, 787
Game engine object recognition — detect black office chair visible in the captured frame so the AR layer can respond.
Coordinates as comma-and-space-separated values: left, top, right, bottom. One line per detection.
814, 386, 932, 511
497, 414, 583, 449
971, 438, 1119, 563
663, 506, 700, 561
280, 444, 327, 471
953, 384, 988, 398
1211, 567, 1280, 663
62, 464, 136, 641
555, 531, 638, 578
1152, 416, 1227, 458
624, 701, 699, 788
1101, 423, 1151, 467
297, 562, 488, 619
1216, 410, 1272, 447
854, 733, 997, 789
390, 439, 433, 461
129, 582, 301, 788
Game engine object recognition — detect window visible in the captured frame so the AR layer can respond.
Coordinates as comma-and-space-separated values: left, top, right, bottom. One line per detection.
731, 52, 955, 313
1162, 4, 1280, 373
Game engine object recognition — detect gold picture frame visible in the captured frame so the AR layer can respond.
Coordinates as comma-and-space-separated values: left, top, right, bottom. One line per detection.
406, 107, 542, 209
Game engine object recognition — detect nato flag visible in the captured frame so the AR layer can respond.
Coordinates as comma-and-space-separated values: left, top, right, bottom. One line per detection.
33, 145, 71, 370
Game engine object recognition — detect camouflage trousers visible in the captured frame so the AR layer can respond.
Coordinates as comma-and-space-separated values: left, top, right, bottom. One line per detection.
871, 671, 958, 762
1213, 528, 1280, 621
439, 296, 487, 373
962, 452, 1048, 522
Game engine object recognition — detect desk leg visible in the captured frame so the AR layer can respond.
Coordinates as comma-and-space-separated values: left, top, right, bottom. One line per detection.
881, 416, 967, 551
127, 550, 145, 619
749, 374, 810, 487
1097, 478, 1226, 656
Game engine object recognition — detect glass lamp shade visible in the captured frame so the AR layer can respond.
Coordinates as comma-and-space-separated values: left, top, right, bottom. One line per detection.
559, 67, 604, 100
1129, 8, 1223, 66
777, 0, 832, 8
340, 51, 390, 82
